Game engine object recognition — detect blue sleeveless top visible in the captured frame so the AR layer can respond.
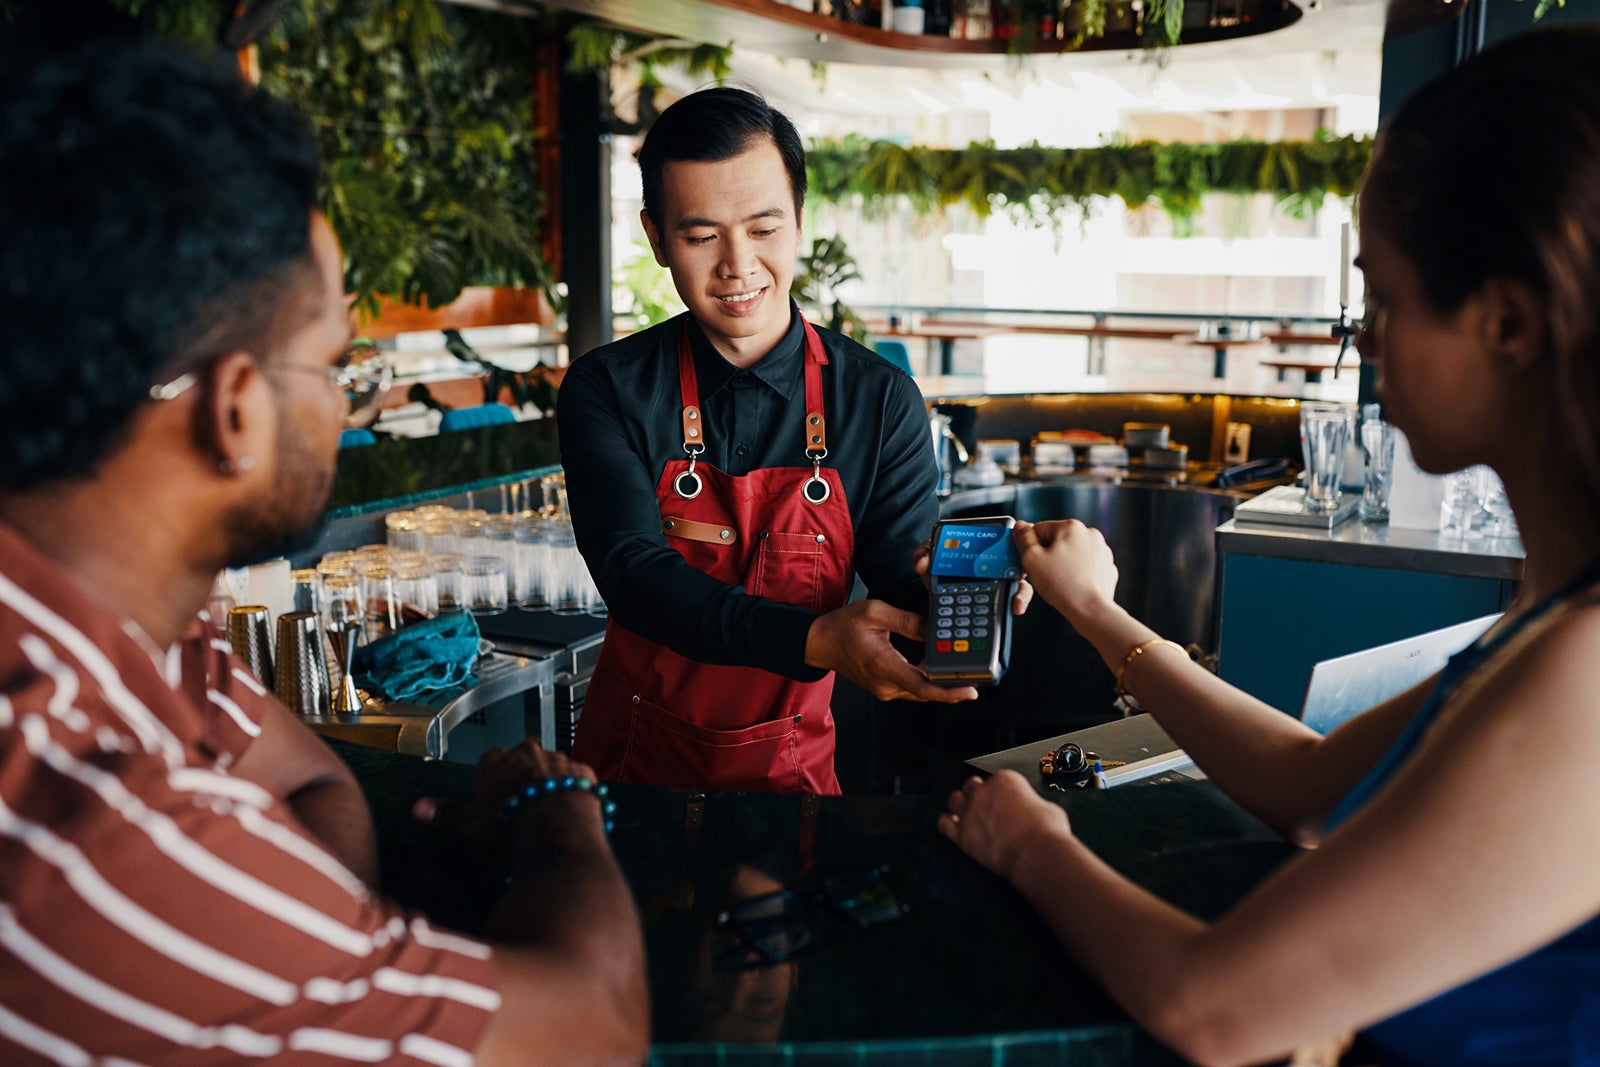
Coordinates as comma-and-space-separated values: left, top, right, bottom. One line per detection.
1326, 568, 1600, 1066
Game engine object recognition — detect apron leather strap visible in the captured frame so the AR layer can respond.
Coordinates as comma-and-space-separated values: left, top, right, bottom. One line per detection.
675, 316, 830, 462
803, 322, 827, 456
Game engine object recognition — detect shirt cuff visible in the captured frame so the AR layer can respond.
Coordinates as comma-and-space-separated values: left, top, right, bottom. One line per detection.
749, 602, 828, 683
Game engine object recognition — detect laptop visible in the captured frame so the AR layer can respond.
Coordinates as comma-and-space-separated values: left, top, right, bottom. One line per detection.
963, 612, 1502, 790
1298, 613, 1498, 735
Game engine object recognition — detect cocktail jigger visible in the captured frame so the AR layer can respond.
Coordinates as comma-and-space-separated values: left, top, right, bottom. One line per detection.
328, 622, 364, 714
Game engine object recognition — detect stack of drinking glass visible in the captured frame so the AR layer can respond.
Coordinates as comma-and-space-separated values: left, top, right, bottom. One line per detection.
290, 473, 605, 657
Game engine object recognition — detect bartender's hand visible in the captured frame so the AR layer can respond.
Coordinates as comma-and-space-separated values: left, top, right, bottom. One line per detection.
939, 771, 1073, 882
1013, 519, 1120, 627
806, 599, 979, 703
912, 536, 1035, 617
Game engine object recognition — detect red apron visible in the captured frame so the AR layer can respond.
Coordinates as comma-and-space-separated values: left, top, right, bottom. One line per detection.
573, 320, 855, 794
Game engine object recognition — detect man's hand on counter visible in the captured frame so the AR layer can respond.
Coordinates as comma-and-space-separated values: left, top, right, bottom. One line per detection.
805, 599, 980, 702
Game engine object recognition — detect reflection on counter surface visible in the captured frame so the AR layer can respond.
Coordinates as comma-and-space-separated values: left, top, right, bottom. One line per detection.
346, 739, 1291, 1061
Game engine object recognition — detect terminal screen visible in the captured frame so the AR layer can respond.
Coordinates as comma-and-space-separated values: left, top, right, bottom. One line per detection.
930, 522, 1020, 579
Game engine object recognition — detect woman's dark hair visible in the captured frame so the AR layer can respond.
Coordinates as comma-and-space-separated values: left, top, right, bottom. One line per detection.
639, 87, 807, 231
0, 41, 321, 493
1362, 26, 1600, 502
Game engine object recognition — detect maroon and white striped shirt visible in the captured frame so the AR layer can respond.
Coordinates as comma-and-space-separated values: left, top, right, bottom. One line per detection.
0, 523, 500, 1065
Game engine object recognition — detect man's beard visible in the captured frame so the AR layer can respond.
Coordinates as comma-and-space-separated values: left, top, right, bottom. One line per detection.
222, 504, 328, 568
221, 422, 335, 568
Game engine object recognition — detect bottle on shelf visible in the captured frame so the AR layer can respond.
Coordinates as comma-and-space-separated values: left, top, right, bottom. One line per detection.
951, 0, 993, 38
892, 0, 927, 33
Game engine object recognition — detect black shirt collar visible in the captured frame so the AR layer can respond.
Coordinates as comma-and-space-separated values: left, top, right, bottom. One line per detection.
686, 303, 805, 402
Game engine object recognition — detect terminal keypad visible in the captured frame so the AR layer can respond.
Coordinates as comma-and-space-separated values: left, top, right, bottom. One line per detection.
932, 582, 1003, 653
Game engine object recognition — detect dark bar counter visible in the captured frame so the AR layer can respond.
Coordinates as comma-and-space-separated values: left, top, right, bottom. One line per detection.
335, 740, 1294, 1064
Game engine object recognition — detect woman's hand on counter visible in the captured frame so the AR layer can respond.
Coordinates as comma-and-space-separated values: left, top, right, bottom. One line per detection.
805, 598, 979, 703
938, 771, 1074, 883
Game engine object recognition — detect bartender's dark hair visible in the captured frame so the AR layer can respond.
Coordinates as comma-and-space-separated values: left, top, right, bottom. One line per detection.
639, 86, 806, 231
1361, 26, 1600, 504
0, 40, 321, 493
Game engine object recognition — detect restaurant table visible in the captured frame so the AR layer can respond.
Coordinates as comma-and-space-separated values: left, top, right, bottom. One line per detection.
333, 740, 1295, 1064
870, 321, 1005, 375
1173, 334, 1270, 379
871, 317, 1338, 378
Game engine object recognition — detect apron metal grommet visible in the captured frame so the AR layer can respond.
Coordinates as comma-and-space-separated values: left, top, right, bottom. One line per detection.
632, 695, 641, 704
674, 470, 703, 500
815, 534, 826, 543
802, 476, 830, 504
793, 715, 803, 724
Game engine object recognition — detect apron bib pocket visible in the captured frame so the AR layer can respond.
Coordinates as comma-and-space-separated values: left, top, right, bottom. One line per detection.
621, 693, 803, 793
751, 530, 828, 612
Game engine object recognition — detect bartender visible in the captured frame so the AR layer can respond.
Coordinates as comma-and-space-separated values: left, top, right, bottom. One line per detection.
559, 87, 1007, 794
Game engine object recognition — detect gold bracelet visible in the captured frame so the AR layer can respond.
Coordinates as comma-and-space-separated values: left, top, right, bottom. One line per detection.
1114, 638, 1187, 697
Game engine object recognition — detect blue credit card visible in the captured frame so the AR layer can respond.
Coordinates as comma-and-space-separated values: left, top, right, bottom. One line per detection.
930, 522, 1020, 579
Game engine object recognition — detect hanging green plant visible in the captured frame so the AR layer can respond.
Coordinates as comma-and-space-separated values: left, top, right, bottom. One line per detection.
805, 131, 1373, 227
259, 0, 553, 318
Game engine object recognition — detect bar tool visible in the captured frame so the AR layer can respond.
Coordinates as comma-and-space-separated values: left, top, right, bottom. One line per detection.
328, 621, 365, 714
225, 605, 274, 689
274, 611, 331, 716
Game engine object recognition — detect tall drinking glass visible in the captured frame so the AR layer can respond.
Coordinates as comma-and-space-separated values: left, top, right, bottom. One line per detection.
1299, 402, 1354, 513
392, 566, 437, 620
384, 510, 424, 550
1359, 404, 1395, 523
290, 568, 324, 616
1477, 467, 1518, 540
462, 556, 509, 615
430, 553, 464, 613
361, 565, 402, 639
546, 522, 588, 615
512, 519, 548, 611
1441, 466, 1486, 539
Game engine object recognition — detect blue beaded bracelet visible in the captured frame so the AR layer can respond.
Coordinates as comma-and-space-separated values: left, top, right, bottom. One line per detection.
500, 775, 615, 835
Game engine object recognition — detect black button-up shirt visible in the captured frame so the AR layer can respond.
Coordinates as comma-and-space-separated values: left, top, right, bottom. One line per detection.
557, 307, 938, 682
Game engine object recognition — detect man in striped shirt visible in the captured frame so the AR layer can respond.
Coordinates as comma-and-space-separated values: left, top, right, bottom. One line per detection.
0, 41, 648, 1066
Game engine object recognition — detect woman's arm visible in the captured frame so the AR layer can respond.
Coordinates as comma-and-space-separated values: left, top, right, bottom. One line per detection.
943, 606, 1600, 1066
1015, 520, 1426, 840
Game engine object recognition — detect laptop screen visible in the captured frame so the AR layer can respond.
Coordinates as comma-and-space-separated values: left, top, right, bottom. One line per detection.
1298, 614, 1500, 735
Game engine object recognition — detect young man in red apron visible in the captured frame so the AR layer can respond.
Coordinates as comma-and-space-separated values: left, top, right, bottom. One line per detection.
558, 88, 986, 794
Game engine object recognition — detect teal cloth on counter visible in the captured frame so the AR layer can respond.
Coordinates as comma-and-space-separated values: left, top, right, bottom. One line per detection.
353, 612, 482, 702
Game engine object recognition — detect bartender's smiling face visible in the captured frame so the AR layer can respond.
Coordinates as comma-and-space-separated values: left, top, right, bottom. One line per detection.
643, 136, 801, 367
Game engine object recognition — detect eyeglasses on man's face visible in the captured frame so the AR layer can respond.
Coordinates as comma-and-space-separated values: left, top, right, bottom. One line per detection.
148, 341, 392, 429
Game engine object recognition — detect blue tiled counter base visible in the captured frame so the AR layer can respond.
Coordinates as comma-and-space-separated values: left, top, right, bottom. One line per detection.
647, 1026, 1179, 1065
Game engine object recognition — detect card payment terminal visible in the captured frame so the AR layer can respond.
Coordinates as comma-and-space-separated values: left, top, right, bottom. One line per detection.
925, 516, 1020, 686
